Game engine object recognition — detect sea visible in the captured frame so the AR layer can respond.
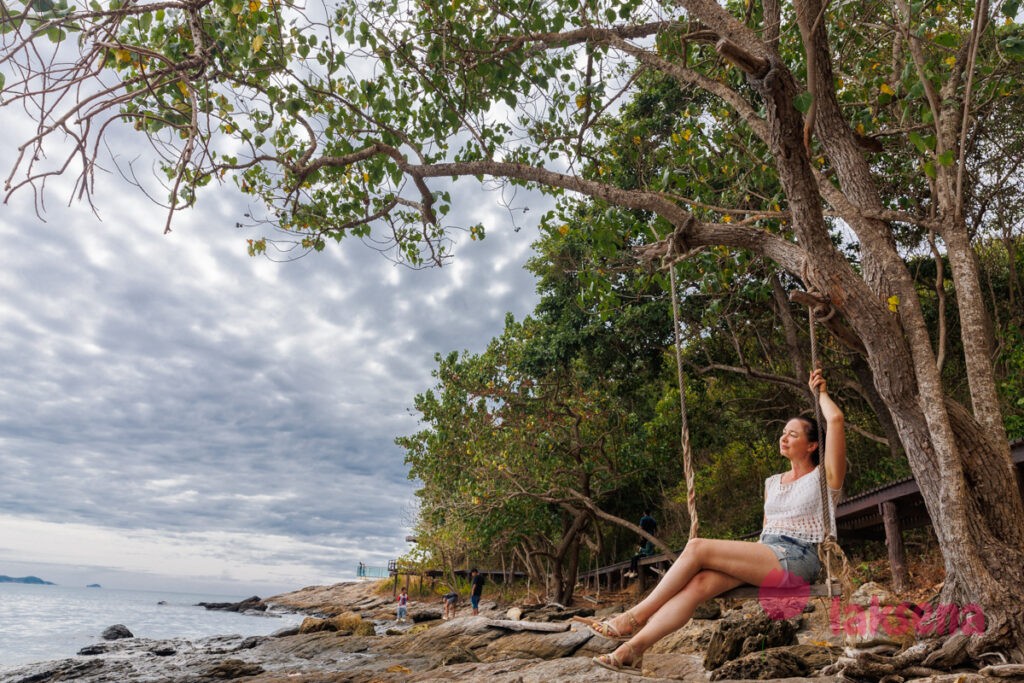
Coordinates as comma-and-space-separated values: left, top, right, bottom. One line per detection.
0, 583, 305, 670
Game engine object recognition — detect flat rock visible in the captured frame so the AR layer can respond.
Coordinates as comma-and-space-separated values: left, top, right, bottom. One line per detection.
481, 625, 591, 660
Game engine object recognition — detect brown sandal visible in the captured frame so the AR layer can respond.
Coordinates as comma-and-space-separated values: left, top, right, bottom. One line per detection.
593, 641, 643, 673
573, 609, 641, 641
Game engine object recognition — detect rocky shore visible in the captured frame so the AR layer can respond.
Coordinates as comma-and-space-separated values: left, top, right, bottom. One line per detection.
0, 580, 991, 682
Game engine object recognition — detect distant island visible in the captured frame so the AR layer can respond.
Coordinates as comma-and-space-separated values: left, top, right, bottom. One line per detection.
0, 575, 55, 585
86, 583, 102, 588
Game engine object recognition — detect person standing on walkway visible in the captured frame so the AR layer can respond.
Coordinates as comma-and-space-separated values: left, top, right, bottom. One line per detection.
470, 568, 485, 616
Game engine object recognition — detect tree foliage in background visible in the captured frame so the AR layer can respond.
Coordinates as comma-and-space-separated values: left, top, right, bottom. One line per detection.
399, 312, 673, 604
3, 0, 1024, 664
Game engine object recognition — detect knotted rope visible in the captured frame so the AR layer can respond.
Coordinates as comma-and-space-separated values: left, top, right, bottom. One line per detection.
670, 264, 700, 540
806, 297, 852, 598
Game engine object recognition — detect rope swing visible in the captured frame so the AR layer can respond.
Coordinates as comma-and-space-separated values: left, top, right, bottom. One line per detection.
669, 264, 700, 541
806, 296, 852, 597
664, 249, 850, 596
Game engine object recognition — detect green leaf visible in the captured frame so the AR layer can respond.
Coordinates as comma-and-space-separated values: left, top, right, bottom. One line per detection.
934, 32, 959, 48
923, 160, 937, 179
936, 149, 955, 166
909, 131, 930, 153
1000, 36, 1024, 58
793, 91, 813, 113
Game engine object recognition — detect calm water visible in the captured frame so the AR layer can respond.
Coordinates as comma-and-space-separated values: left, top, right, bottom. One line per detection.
0, 583, 303, 670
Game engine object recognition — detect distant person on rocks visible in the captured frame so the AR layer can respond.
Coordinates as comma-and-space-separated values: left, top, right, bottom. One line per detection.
396, 586, 409, 623
442, 590, 458, 620
470, 568, 485, 616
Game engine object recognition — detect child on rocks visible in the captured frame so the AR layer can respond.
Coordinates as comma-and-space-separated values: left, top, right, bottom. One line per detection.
396, 587, 409, 623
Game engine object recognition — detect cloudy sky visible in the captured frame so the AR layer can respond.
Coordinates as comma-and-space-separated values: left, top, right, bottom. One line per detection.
0, 126, 545, 596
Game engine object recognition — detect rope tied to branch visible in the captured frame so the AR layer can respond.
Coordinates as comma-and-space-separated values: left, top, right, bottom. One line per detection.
806, 292, 852, 598
664, 236, 700, 540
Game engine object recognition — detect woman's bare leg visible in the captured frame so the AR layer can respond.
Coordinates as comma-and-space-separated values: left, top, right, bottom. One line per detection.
596, 570, 741, 666
602, 538, 782, 634
600, 569, 754, 667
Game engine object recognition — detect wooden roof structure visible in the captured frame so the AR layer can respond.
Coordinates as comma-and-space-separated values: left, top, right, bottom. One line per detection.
835, 438, 1024, 540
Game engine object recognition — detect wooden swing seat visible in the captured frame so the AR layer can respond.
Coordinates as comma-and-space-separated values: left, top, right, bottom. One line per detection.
718, 578, 843, 600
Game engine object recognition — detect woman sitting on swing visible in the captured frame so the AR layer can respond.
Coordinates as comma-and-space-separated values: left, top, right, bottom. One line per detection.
587, 369, 847, 673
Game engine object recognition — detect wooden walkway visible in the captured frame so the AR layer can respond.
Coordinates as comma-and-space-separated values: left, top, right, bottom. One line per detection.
579, 439, 1024, 594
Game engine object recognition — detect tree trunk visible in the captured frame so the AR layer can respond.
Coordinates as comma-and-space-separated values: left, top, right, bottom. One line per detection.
549, 508, 589, 605
740, 11, 1024, 658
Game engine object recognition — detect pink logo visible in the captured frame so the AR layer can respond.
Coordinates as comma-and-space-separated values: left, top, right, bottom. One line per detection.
757, 568, 811, 619
829, 598, 985, 637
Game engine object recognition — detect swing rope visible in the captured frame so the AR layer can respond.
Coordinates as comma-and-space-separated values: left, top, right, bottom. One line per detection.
665, 243, 850, 595
807, 297, 852, 598
670, 265, 700, 540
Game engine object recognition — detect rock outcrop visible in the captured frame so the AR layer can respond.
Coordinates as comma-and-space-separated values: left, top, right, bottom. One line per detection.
101, 624, 134, 640
196, 595, 267, 613
1, 582, 848, 683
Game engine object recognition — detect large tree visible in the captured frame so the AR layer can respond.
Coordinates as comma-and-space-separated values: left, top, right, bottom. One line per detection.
3, 0, 1024, 666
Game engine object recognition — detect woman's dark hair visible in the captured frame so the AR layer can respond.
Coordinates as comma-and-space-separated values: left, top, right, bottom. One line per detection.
794, 416, 822, 466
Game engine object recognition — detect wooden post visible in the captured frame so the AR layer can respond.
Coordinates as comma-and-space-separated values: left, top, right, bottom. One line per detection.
881, 501, 909, 593
1016, 464, 1024, 507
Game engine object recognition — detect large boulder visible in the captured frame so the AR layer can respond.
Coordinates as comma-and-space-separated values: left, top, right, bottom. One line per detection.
835, 580, 920, 649
707, 642, 843, 680
710, 648, 809, 680
299, 611, 375, 635
703, 605, 801, 670
101, 624, 134, 640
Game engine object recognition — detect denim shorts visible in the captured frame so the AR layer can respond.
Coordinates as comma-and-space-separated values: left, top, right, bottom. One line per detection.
760, 533, 821, 583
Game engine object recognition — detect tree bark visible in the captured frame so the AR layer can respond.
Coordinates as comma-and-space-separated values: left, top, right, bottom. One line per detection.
681, 0, 1024, 658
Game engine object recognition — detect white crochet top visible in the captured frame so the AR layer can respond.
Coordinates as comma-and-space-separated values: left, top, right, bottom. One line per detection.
761, 467, 841, 543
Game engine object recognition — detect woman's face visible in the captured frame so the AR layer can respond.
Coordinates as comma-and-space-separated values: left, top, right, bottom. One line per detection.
779, 419, 817, 461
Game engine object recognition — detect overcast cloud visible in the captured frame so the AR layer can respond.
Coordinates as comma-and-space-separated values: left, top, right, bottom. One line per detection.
0, 133, 544, 595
